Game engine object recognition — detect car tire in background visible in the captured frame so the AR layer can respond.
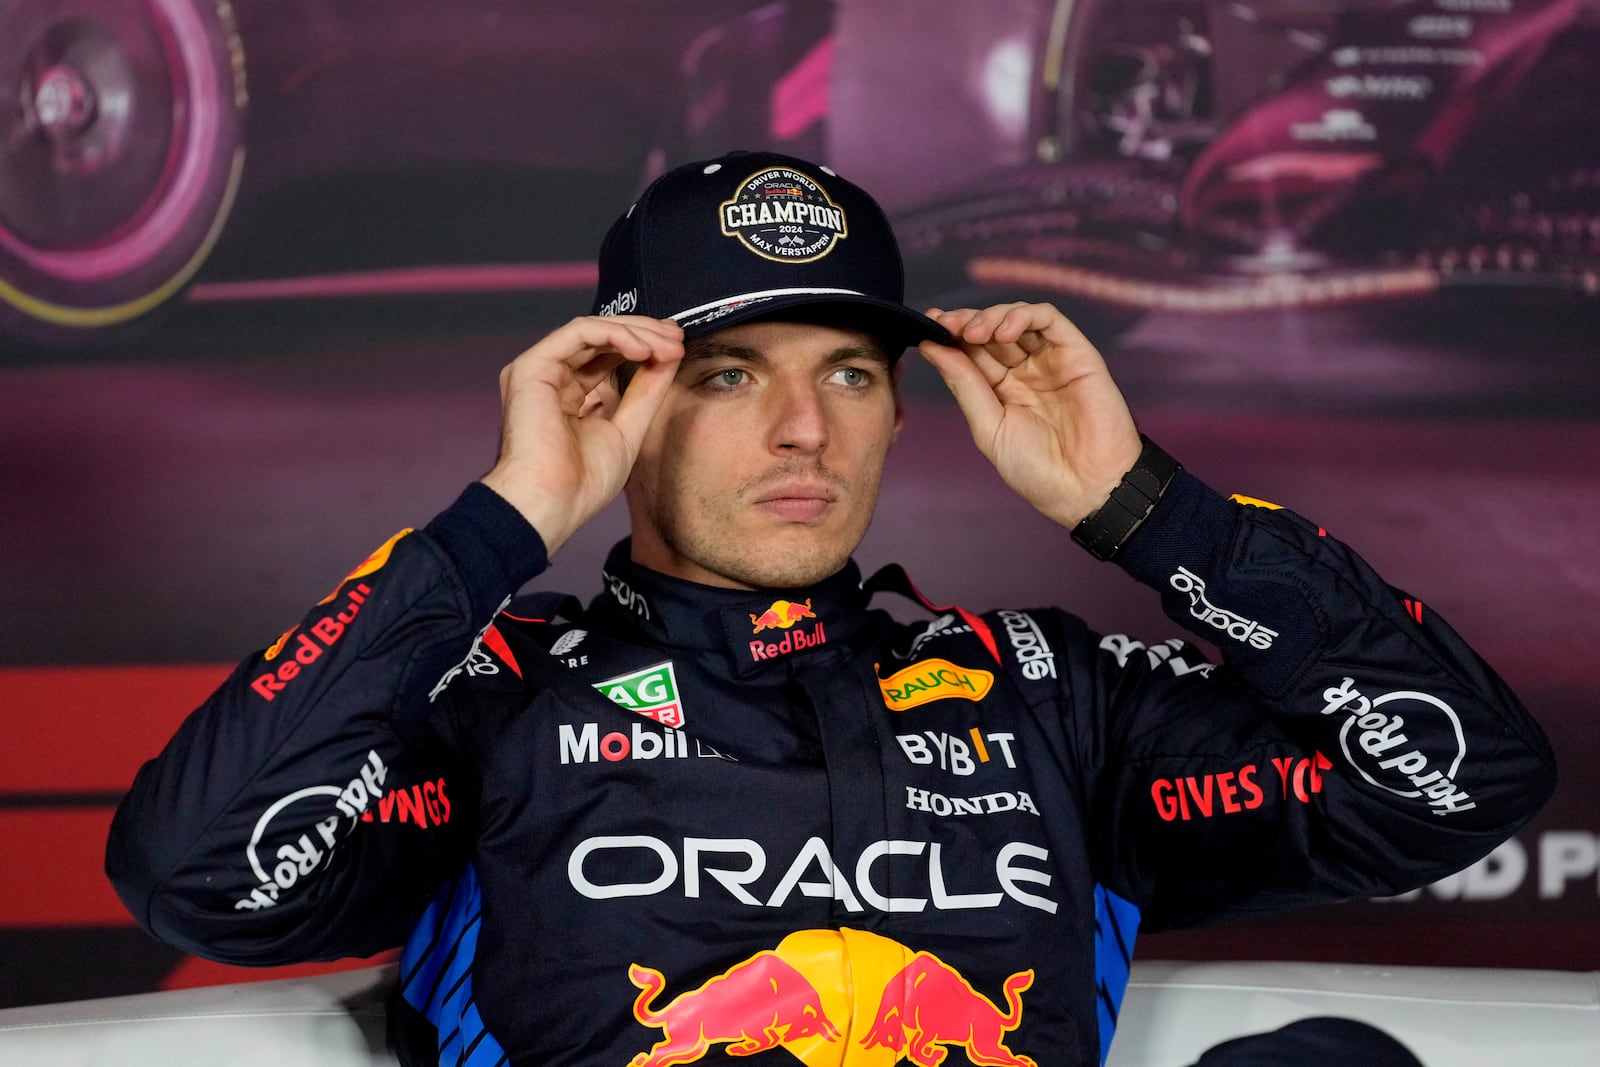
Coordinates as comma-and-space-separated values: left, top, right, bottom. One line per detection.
0, 0, 246, 350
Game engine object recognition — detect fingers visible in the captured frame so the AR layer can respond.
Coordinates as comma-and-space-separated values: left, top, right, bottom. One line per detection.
553, 315, 684, 367
917, 338, 1005, 451
917, 301, 1111, 452
608, 350, 682, 450
536, 315, 684, 452
928, 302, 1086, 358
506, 315, 683, 383
501, 315, 685, 413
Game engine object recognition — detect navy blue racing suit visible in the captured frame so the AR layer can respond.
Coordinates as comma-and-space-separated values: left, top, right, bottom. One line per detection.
106, 466, 1555, 1067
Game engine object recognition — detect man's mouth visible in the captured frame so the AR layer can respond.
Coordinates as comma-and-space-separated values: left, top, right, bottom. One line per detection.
752, 480, 838, 523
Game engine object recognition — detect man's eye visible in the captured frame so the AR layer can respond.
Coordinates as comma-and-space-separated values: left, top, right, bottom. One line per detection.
830, 366, 871, 388
706, 368, 748, 390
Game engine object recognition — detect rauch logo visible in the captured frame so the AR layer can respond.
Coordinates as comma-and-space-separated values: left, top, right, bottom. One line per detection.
879, 659, 995, 711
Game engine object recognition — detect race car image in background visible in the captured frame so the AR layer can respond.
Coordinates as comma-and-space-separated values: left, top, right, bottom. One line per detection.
3, 0, 1600, 348
3, 0, 1598, 344
816, 0, 1600, 332
0, 0, 823, 348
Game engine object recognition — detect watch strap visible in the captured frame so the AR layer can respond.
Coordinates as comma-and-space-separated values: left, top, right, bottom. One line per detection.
1070, 435, 1181, 561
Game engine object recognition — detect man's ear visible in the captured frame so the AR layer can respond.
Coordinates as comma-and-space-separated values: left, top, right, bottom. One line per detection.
578, 379, 621, 419
891, 358, 907, 442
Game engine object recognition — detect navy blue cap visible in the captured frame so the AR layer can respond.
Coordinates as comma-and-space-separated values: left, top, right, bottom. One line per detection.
591, 150, 951, 351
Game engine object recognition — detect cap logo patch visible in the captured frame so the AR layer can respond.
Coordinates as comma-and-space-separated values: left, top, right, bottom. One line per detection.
597, 288, 638, 317
720, 167, 847, 263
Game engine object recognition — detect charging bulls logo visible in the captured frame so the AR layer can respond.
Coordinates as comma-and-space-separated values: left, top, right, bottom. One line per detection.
861, 954, 1036, 1067
720, 167, 848, 263
625, 929, 1036, 1067
628, 952, 840, 1067
748, 600, 827, 663
751, 599, 815, 633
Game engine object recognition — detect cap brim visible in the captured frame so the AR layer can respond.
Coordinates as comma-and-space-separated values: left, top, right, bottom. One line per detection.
672, 289, 952, 351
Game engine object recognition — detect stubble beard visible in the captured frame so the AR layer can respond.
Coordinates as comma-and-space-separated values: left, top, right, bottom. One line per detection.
639, 461, 879, 590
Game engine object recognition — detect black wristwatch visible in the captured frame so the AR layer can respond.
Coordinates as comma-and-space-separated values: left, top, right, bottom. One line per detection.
1070, 435, 1181, 561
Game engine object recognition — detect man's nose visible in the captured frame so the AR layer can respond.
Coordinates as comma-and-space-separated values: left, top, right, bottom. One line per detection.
769, 380, 829, 454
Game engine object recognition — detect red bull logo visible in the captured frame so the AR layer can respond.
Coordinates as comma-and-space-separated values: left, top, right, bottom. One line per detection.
749, 599, 827, 663
628, 950, 840, 1067
860, 955, 1036, 1067
625, 929, 1035, 1067
750, 599, 816, 633
263, 529, 411, 662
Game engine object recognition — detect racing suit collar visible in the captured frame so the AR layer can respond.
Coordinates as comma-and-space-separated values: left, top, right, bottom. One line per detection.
589, 540, 871, 677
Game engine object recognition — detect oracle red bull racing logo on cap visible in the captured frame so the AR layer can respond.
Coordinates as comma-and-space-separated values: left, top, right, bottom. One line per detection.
720, 167, 848, 263
627, 928, 1036, 1067
749, 599, 827, 662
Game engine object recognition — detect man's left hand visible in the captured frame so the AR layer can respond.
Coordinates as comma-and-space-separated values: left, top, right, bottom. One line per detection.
919, 302, 1143, 529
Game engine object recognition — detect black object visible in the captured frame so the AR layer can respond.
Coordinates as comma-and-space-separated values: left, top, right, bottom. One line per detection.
590, 150, 952, 350
1071, 434, 1181, 561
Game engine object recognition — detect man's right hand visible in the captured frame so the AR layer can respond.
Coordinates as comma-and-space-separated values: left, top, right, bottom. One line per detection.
479, 315, 684, 554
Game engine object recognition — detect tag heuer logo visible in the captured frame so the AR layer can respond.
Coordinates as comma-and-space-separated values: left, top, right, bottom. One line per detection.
719, 167, 847, 263
593, 661, 685, 727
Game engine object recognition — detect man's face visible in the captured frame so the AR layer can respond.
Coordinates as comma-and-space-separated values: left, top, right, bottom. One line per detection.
624, 318, 904, 589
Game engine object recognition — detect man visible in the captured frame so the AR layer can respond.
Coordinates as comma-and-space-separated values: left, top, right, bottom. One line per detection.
108, 151, 1554, 1067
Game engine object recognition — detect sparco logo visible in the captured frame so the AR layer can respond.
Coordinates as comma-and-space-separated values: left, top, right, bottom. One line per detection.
998, 610, 1055, 680
1319, 678, 1475, 815
720, 167, 847, 262
597, 288, 638, 317
429, 597, 513, 702
1168, 567, 1278, 649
